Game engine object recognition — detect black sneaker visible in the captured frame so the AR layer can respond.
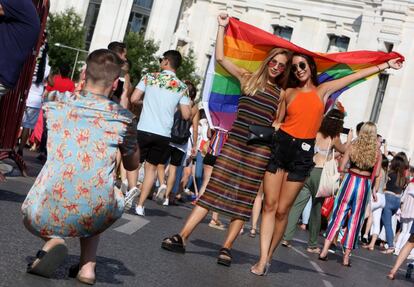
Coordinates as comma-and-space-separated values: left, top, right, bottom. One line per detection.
361, 237, 369, 245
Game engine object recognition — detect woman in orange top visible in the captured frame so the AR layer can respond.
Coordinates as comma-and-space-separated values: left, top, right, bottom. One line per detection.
251, 52, 403, 275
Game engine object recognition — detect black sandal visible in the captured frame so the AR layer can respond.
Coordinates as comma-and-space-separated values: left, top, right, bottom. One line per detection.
161, 234, 186, 254
217, 248, 232, 267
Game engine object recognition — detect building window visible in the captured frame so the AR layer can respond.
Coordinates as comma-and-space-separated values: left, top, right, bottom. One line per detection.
127, 0, 154, 34
370, 73, 389, 123
327, 35, 349, 52
272, 25, 293, 41
84, 0, 102, 50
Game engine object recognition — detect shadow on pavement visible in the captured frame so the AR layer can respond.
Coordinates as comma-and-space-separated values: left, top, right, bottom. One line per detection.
24, 254, 135, 284
0, 189, 27, 203
188, 238, 340, 279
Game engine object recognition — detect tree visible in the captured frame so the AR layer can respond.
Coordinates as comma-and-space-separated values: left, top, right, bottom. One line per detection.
177, 49, 201, 88
124, 32, 201, 88
47, 8, 86, 77
124, 32, 159, 85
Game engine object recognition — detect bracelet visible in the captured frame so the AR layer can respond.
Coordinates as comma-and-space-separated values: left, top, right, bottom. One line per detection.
376, 65, 381, 72
218, 25, 227, 28
386, 61, 391, 69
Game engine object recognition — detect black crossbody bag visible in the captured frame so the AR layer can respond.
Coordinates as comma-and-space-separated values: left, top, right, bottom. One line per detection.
247, 124, 274, 145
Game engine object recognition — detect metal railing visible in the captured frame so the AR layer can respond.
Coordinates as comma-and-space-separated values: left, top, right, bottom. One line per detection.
0, 0, 49, 176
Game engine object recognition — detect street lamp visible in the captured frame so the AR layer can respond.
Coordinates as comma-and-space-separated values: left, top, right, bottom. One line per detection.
54, 43, 89, 80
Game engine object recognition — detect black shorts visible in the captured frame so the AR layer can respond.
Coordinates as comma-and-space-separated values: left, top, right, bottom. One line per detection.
267, 129, 315, 182
137, 130, 170, 165
203, 152, 217, 167
161, 145, 186, 166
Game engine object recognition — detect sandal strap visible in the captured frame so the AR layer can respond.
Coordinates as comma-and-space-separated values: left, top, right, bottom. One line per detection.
163, 234, 184, 245
219, 247, 232, 257
36, 250, 47, 259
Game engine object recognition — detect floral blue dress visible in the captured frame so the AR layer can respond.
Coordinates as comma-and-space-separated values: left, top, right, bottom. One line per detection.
21, 92, 137, 238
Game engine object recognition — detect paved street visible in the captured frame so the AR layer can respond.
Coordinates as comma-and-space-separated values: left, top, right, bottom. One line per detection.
0, 152, 413, 287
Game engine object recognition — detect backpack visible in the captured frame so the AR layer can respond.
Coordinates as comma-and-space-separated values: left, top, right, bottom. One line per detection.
170, 110, 191, 145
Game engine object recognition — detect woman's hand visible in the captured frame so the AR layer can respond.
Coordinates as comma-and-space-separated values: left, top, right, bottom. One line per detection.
388, 58, 403, 70
218, 13, 229, 27
372, 191, 378, 202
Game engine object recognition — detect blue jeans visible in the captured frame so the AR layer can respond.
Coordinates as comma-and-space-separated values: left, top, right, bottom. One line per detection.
194, 151, 204, 190
381, 193, 401, 248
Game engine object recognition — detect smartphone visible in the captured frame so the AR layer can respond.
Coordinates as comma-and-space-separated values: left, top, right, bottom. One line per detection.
342, 127, 350, 134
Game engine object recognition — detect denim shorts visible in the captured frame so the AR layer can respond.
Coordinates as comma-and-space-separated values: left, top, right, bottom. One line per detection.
267, 129, 315, 182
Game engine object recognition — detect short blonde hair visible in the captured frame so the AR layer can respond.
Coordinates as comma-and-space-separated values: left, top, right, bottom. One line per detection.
350, 122, 377, 170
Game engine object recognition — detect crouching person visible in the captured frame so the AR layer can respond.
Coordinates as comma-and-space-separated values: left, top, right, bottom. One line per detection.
21, 49, 140, 284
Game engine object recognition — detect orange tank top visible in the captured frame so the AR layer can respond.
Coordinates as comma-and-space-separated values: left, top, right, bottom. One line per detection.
280, 89, 324, 139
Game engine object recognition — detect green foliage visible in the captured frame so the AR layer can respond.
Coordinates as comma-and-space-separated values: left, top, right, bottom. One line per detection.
177, 49, 201, 88
47, 8, 86, 77
124, 32, 201, 89
124, 32, 160, 84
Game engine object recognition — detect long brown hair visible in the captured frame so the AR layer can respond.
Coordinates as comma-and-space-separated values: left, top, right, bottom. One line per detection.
241, 48, 291, 95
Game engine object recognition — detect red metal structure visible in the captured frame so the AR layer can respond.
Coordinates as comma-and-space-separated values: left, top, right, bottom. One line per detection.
0, 0, 49, 176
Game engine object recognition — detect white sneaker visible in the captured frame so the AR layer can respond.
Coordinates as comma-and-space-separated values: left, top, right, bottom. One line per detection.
135, 205, 145, 216
155, 184, 167, 204
183, 188, 191, 195
124, 187, 140, 210
162, 198, 169, 206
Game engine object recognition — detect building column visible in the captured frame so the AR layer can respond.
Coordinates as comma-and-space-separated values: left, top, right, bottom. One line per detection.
89, 0, 134, 52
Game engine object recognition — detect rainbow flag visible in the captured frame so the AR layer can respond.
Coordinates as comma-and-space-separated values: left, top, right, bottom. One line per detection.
202, 18, 404, 131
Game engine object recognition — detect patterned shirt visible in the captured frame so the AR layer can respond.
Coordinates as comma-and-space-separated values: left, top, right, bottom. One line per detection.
21, 92, 137, 238
136, 70, 190, 137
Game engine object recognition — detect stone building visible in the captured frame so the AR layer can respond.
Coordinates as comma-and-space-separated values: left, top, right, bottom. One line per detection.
50, 0, 414, 155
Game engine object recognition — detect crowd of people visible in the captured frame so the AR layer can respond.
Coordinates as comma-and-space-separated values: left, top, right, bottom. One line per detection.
2, 4, 413, 285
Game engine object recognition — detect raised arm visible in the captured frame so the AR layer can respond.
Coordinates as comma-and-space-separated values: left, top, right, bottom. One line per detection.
191, 107, 200, 156
333, 129, 353, 154
318, 58, 403, 103
216, 13, 248, 83
130, 88, 144, 106
339, 146, 351, 173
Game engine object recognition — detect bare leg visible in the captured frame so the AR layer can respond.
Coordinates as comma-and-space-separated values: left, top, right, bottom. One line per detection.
198, 165, 213, 198
389, 235, 414, 277
366, 234, 378, 250
157, 164, 166, 188
78, 235, 100, 280
126, 168, 139, 190
165, 165, 177, 199
266, 178, 305, 262
363, 209, 373, 240
251, 171, 284, 272
320, 235, 337, 258
251, 183, 264, 232
343, 248, 351, 266
179, 205, 210, 242
18, 127, 31, 154
222, 218, 245, 249
137, 162, 157, 207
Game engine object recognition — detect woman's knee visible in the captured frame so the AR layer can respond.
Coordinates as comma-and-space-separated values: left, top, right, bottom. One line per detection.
275, 208, 289, 222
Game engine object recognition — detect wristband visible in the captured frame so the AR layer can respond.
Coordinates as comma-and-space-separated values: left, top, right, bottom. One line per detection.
218, 25, 227, 28
376, 65, 381, 72
386, 61, 391, 69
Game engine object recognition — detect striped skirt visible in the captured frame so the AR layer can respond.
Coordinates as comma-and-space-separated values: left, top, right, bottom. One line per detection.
196, 126, 270, 221
325, 172, 371, 249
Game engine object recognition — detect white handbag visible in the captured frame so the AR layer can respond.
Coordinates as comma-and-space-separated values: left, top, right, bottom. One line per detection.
316, 139, 340, 198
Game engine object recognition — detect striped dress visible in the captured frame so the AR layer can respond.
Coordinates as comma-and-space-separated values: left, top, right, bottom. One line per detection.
197, 84, 280, 221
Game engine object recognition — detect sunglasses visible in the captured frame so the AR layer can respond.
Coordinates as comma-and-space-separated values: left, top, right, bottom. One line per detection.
268, 59, 286, 71
291, 61, 307, 73
159, 57, 166, 64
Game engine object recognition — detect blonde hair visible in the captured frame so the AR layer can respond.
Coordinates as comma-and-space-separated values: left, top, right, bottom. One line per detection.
350, 122, 378, 170
241, 48, 291, 95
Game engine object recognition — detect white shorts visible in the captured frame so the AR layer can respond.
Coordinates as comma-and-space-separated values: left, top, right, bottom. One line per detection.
22, 107, 41, 129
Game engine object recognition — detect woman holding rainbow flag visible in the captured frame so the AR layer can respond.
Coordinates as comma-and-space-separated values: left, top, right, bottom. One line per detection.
251, 51, 403, 275
161, 13, 291, 266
